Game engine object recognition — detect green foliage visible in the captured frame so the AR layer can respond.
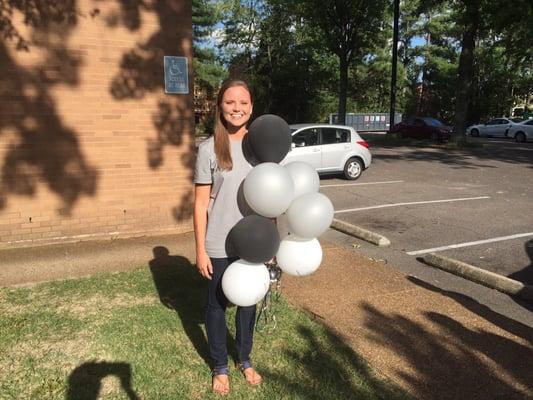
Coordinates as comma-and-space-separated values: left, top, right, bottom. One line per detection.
0, 267, 409, 399
192, 0, 227, 135
3, 0, 529, 129
294, 0, 389, 123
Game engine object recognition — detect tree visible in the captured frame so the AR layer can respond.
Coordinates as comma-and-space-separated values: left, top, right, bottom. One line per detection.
296, 0, 388, 124
192, 0, 227, 134
452, 0, 480, 141
251, 0, 338, 122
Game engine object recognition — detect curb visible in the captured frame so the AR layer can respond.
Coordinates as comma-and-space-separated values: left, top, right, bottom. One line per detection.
421, 253, 533, 301
330, 218, 391, 247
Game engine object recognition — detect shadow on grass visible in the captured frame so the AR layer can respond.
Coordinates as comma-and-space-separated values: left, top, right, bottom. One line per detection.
363, 278, 533, 400
147, 246, 211, 366
262, 324, 408, 400
66, 360, 139, 400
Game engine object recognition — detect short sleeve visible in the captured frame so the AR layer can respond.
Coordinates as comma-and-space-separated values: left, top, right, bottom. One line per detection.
194, 142, 213, 184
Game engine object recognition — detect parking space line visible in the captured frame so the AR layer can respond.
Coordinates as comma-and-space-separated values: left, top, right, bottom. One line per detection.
334, 196, 491, 214
407, 232, 533, 256
321, 180, 404, 188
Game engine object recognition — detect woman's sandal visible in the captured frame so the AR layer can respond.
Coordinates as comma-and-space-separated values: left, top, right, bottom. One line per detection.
212, 366, 230, 395
237, 360, 262, 386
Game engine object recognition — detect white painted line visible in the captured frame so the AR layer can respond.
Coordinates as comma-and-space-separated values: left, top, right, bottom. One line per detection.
407, 232, 533, 256
334, 196, 491, 214
321, 180, 404, 188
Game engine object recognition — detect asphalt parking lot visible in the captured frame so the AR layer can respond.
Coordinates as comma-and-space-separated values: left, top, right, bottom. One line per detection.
320, 136, 533, 324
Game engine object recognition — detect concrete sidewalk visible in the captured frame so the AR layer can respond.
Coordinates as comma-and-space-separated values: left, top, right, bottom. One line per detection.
1, 232, 532, 399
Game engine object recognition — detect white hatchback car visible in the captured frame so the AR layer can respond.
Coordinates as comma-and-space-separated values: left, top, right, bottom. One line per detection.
507, 119, 533, 142
281, 124, 371, 180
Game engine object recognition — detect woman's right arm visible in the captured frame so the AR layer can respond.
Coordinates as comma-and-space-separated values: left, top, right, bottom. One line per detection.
194, 184, 213, 279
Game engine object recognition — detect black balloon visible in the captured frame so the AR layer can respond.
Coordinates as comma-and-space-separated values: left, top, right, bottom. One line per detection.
227, 215, 280, 263
247, 114, 291, 163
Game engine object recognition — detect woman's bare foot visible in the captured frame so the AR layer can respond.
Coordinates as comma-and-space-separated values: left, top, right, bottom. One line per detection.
242, 367, 262, 386
212, 374, 230, 394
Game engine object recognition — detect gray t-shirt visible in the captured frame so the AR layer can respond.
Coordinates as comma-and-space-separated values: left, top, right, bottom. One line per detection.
194, 136, 253, 258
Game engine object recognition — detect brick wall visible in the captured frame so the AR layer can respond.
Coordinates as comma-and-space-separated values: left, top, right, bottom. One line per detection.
0, 0, 195, 249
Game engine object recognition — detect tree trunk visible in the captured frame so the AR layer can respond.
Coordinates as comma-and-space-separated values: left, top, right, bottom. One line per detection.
338, 56, 348, 125
418, 16, 431, 114
453, 0, 480, 143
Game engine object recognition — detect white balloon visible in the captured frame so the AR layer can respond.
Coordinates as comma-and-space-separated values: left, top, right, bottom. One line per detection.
276, 236, 323, 276
243, 162, 294, 218
284, 161, 320, 199
222, 260, 270, 307
276, 213, 291, 239
286, 192, 334, 238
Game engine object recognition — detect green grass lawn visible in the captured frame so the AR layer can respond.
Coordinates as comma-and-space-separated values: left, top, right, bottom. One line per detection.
0, 256, 408, 400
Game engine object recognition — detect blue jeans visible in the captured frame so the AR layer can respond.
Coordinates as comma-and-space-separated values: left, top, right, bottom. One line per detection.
205, 257, 257, 369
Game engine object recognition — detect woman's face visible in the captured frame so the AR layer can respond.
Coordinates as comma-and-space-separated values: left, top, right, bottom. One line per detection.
220, 86, 253, 129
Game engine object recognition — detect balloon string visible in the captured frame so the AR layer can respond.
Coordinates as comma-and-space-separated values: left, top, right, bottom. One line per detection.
256, 263, 282, 333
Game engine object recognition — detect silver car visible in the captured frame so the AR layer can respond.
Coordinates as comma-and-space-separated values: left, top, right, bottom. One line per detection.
507, 119, 533, 143
467, 117, 522, 138
281, 124, 372, 180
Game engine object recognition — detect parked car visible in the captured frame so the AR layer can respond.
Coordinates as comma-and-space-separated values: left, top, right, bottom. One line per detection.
391, 117, 452, 141
466, 117, 522, 138
282, 124, 371, 180
506, 119, 533, 142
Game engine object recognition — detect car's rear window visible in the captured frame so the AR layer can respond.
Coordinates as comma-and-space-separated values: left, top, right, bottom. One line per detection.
423, 118, 443, 126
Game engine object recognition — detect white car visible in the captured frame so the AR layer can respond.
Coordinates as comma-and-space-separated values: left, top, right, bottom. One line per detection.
507, 119, 533, 142
282, 124, 371, 180
467, 117, 523, 138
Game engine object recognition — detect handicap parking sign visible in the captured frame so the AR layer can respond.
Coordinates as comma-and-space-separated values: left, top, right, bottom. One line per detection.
164, 56, 189, 94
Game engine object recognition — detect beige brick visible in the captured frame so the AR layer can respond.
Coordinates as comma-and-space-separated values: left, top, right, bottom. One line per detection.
40, 231, 62, 239
20, 222, 40, 229
0, 0, 193, 248
10, 228, 32, 236
31, 226, 52, 234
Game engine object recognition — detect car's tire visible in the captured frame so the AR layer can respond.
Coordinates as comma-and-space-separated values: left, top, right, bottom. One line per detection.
471, 129, 479, 137
430, 131, 438, 142
343, 158, 363, 180
515, 131, 526, 143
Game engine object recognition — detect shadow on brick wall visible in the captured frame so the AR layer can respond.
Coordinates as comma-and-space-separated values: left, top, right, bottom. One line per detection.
109, 0, 195, 223
0, 3, 98, 214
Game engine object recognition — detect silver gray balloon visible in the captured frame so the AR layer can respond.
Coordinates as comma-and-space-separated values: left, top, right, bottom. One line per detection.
284, 161, 320, 199
286, 192, 334, 238
243, 162, 294, 218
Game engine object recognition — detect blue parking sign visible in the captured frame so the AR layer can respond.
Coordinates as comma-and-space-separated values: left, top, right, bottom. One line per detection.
164, 56, 189, 94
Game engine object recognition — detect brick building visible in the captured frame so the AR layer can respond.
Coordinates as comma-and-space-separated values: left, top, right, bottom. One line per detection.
0, 0, 195, 249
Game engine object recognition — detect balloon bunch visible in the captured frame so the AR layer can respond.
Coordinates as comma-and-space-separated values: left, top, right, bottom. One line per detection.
222, 115, 334, 307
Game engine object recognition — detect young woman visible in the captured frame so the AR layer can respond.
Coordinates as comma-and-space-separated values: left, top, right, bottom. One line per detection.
193, 79, 262, 394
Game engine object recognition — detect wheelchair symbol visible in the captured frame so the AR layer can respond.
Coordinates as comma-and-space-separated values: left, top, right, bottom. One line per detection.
169, 60, 182, 76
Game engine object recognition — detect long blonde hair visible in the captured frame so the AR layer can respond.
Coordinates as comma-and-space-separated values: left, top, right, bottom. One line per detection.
214, 79, 252, 171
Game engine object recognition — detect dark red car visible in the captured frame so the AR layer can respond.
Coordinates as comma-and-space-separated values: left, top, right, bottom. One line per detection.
391, 117, 452, 141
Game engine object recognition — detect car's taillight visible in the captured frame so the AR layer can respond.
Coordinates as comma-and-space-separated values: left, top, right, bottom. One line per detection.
357, 140, 369, 148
